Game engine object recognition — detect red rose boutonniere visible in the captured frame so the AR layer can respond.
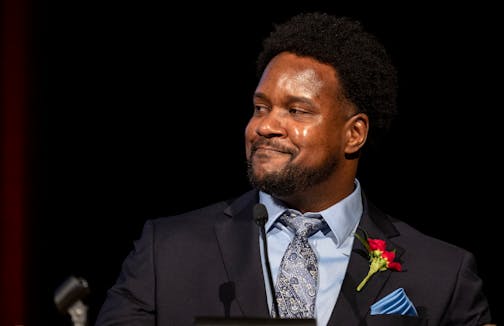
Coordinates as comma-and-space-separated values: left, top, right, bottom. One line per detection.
354, 230, 402, 291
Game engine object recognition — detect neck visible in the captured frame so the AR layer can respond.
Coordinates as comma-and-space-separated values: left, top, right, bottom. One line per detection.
277, 173, 356, 213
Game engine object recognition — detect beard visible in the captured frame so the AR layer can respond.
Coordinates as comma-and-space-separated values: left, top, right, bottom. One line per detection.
246, 155, 338, 197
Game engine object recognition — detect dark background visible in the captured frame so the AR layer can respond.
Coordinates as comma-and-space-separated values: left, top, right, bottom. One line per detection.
29, 2, 501, 325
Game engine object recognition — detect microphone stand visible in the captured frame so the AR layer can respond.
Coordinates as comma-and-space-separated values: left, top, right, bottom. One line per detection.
254, 203, 280, 318
67, 301, 88, 326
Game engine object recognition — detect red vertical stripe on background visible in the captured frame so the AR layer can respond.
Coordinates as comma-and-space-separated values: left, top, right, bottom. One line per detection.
1, 0, 28, 324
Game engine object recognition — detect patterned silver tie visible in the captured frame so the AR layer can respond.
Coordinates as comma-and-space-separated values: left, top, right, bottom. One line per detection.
273, 211, 325, 319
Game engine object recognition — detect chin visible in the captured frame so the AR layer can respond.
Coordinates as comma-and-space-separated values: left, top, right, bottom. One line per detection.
255, 164, 282, 178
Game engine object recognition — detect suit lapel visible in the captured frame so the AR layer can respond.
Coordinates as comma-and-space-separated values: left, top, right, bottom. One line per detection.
213, 190, 270, 318
328, 196, 405, 325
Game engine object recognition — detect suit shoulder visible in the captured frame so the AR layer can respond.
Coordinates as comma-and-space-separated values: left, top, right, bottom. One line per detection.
392, 218, 474, 259
145, 189, 256, 232
149, 199, 231, 229
366, 199, 471, 258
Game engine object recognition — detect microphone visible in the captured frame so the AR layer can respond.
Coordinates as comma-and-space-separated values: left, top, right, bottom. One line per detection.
253, 203, 279, 318
54, 275, 90, 326
219, 281, 235, 318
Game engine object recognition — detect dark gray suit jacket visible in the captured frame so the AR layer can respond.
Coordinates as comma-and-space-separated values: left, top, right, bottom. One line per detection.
95, 189, 492, 325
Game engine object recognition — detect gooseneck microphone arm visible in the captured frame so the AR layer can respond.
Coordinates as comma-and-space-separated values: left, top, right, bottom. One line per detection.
253, 203, 280, 318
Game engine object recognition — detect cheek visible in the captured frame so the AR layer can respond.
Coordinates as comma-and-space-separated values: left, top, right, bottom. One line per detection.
292, 124, 341, 157
289, 115, 325, 141
291, 125, 309, 139
244, 121, 255, 157
290, 124, 320, 145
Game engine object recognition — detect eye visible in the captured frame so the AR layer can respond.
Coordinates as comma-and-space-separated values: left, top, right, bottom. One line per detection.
253, 104, 269, 115
289, 107, 309, 115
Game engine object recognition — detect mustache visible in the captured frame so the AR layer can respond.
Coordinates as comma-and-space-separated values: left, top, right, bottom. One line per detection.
251, 139, 296, 155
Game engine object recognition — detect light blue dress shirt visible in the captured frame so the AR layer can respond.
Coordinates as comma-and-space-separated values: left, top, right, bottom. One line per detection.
259, 179, 363, 326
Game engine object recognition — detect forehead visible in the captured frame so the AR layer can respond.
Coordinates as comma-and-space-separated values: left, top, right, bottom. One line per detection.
258, 52, 340, 97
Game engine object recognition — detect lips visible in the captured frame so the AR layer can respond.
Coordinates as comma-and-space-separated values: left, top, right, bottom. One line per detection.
251, 140, 294, 156
254, 146, 287, 154
250, 145, 294, 165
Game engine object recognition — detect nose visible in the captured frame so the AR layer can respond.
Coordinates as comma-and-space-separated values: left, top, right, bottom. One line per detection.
255, 110, 286, 138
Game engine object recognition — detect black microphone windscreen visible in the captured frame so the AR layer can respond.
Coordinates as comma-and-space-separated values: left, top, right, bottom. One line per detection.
253, 203, 268, 227
219, 281, 235, 305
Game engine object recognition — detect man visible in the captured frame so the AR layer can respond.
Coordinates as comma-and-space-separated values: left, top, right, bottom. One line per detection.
95, 12, 493, 325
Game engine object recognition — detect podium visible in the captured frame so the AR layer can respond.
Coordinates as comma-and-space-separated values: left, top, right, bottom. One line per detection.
194, 317, 316, 325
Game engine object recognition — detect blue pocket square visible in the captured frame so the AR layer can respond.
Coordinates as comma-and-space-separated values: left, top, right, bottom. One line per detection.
370, 288, 418, 317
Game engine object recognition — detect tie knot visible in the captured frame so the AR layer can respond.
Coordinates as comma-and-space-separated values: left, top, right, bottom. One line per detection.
279, 211, 325, 238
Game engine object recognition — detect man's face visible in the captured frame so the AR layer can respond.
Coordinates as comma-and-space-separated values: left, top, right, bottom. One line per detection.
245, 52, 354, 197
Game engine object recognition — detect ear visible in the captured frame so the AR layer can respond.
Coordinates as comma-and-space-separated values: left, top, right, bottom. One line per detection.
345, 113, 369, 155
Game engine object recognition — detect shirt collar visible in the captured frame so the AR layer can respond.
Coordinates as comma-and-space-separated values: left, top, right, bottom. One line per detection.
259, 178, 363, 247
